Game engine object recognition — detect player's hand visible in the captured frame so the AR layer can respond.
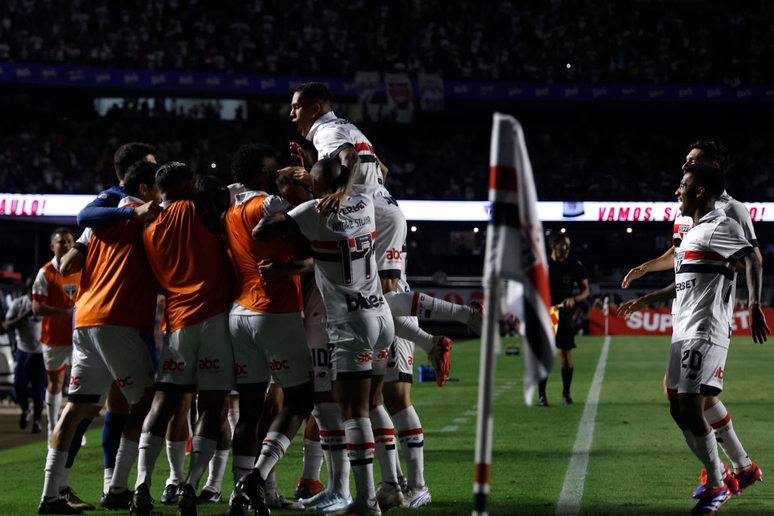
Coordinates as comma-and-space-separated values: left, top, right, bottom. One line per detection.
561, 297, 576, 309
257, 260, 286, 282
749, 304, 770, 344
133, 201, 162, 222
622, 263, 648, 288
289, 142, 313, 171
617, 297, 649, 319
317, 192, 346, 216
278, 166, 312, 185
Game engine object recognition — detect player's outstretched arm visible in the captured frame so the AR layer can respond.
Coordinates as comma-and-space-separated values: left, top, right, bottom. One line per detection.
743, 252, 770, 343
252, 214, 300, 242
622, 246, 676, 288
76, 191, 136, 228
617, 282, 676, 320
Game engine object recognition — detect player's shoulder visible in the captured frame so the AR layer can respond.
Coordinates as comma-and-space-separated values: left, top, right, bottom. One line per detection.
97, 185, 126, 199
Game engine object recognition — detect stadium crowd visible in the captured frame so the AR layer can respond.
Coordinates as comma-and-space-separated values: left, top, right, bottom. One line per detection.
3, 113, 774, 203
1, 0, 774, 84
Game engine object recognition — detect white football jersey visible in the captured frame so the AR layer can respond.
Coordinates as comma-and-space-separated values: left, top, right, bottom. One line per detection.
306, 111, 384, 186
672, 210, 754, 346
287, 192, 389, 324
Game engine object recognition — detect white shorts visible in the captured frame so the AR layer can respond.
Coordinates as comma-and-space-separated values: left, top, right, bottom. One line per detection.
327, 315, 395, 381
70, 326, 155, 406
230, 311, 313, 391
43, 344, 71, 375
386, 336, 415, 383
373, 190, 407, 279
157, 311, 235, 392
665, 339, 727, 398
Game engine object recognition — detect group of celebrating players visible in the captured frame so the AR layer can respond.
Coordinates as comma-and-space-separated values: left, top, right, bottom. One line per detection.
619, 141, 769, 515
33, 82, 484, 516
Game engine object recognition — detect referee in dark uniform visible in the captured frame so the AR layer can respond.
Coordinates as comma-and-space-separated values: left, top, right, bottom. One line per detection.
538, 234, 590, 406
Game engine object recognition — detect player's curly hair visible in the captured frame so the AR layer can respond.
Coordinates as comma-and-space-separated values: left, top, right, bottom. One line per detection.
231, 143, 276, 185
295, 82, 334, 105
114, 142, 156, 181
688, 140, 731, 173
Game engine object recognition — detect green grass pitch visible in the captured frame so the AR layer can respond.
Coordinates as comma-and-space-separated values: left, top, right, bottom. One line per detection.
1, 336, 772, 515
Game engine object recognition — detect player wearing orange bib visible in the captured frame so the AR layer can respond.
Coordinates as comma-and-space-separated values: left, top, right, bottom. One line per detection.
223, 144, 313, 516
39, 163, 161, 515
32, 228, 80, 444
133, 162, 237, 516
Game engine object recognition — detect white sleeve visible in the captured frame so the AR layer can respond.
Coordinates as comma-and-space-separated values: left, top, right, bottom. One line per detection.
710, 220, 755, 261
32, 268, 48, 299
227, 183, 246, 205
6, 298, 20, 320
76, 228, 93, 246
287, 200, 322, 240
262, 195, 292, 217
723, 201, 758, 246
313, 125, 354, 159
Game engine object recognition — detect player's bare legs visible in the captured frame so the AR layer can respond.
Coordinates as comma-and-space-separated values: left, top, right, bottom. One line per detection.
45, 369, 66, 441
228, 388, 267, 513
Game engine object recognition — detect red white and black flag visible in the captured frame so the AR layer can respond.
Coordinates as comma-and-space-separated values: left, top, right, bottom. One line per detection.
473, 113, 556, 516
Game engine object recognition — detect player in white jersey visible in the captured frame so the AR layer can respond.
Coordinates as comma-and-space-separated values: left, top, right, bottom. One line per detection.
621, 141, 764, 496
289, 82, 483, 386
618, 164, 768, 515
250, 159, 394, 516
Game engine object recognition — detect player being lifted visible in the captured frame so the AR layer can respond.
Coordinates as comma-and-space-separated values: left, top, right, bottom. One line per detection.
621, 141, 764, 496
289, 82, 483, 385
618, 164, 768, 515
251, 159, 394, 516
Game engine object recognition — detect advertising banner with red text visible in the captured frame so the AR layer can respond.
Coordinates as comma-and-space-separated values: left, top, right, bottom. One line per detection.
588, 308, 774, 336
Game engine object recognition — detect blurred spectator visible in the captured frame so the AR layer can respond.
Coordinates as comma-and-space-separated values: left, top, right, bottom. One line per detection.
1, 1, 774, 84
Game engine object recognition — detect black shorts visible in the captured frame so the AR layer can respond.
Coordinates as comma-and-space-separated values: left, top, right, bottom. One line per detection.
555, 308, 576, 351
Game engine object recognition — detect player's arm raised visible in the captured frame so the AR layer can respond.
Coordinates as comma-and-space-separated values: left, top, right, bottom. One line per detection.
622, 246, 675, 288
742, 252, 769, 343
252, 213, 301, 242
617, 282, 676, 320
60, 248, 85, 277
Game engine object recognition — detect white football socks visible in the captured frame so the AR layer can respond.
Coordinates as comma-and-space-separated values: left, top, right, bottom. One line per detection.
203, 449, 229, 493
313, 403, 350, 497
393, 406, 425, 488
385, 291, 472, 324
165, 440, 187, 486
42, 448, 68, 502
136, 433, 165, 489
370, 406, 399, 486
705, 401, 753, 472
256, 432, 291, 480
344, 417, 377, 508
45, 391, 62, 439
185, 436, 217, 488
393, 316, 435, 354
110, 437, 139, 494
301, 438, 324, 481
691, 430, 725, 489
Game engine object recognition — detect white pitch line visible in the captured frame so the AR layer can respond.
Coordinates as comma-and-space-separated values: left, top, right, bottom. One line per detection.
555, 336, 611, 516
453, 417, 469, 423
464, 411, 478, 416
441, 425, 459, 432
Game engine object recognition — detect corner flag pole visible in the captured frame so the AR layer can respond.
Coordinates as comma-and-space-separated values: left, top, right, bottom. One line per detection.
472, 277, 501, 516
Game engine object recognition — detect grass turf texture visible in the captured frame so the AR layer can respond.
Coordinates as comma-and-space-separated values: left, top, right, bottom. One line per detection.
0, 336, 772, 515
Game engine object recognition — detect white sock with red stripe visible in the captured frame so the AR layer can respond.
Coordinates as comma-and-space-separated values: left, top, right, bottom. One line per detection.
204, 449, 230, 493
393, 406, 425, 488
185, 436, 217, 488
705, 401, 752, 472
313, 403, 350, 498
393, 316, 435, 354
369, 405, 399, 486
231, 455, 253, 497
691, 430, 725, 489
345, 418, 377, 507
385, 291, 472, 324
302, 438, 324, 481
165, 440, 187, 486
136, 432, 165, 489
255, 432, 291, 480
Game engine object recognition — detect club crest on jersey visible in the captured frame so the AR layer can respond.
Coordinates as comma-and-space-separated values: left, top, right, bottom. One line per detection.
63, 283, 78, 299
675, 251, 685, 271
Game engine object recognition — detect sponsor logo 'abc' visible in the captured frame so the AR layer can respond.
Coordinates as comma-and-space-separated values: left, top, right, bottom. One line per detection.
163, 359, 185, 372
199, 358, 220, 370
376, 349, 389, 360
270, 359, 290, 372
235, 364, 248, 375
357, 352, 373, 364
69, 376, 80, 388
116, 376, 133, 388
